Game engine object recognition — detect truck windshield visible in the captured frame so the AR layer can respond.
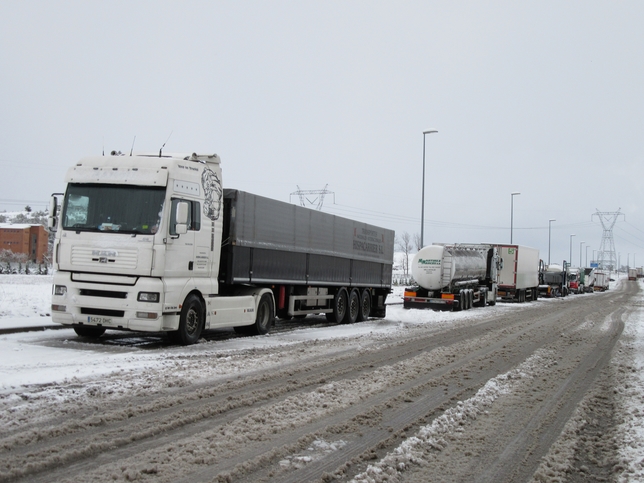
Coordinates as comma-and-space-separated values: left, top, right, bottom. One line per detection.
62, 184, 165, 234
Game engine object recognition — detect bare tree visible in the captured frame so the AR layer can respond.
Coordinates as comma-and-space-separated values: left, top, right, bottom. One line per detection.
396, 231, 413, 277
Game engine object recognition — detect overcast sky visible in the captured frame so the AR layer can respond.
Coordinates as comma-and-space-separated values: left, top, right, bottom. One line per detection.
1, 1, 643, 267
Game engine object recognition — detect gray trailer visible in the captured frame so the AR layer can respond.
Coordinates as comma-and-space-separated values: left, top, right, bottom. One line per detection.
219, 189, 394, 323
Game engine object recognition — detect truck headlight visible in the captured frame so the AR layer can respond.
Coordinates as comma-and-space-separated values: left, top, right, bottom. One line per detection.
138, 292, 160, 303
54, 285, 67, 296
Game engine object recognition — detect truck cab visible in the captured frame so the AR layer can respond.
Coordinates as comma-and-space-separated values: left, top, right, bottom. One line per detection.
50, 152, 263, 344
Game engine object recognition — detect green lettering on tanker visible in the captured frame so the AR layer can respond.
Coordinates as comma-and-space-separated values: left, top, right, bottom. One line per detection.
418, 259, 441, 266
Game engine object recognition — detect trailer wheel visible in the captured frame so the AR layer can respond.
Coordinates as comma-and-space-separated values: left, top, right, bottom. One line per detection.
475, 289, 487, 307
343, 289, 360, 324
357, 289, 371, 322
326, 288, 348, 323
468, 290, 474, 309
73, 326, 106, 338
454, 290, 464, 311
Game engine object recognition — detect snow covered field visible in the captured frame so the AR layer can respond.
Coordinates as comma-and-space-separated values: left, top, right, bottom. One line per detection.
1, 274, 644, 481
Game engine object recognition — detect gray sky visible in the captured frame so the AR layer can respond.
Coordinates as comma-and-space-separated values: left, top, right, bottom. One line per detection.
1, 1, 643, 267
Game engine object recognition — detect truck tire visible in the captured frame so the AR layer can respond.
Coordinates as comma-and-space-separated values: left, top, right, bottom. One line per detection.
326, 288, 348, 323
343, 289, 360, 324
467, 290, 474, 309
454, 290, 464, 311
248, 293, 274, 335
357, 289, 371, 322
475, 289, 486, 307
174, 294, 204, 345
73, 326, 106, 338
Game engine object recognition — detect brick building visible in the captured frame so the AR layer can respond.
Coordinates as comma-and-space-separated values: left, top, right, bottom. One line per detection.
0, 224, 49, 263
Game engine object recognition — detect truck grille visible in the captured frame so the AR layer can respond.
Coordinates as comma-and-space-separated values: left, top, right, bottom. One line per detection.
79, 289, 128, 299
71, 247, 138, 269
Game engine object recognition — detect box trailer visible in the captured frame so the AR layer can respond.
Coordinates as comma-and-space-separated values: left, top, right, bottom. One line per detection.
495, 245, 540, 302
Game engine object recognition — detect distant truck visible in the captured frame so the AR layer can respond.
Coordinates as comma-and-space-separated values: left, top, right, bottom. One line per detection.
567, 267, 584, 294
495, 244, 540, 302
628, 268, 638, 281
593, 270, 610, 291
638, 267, 643, 279
49, 152, 394, 344
539, 263, 568, 297
404, 244, 498, 310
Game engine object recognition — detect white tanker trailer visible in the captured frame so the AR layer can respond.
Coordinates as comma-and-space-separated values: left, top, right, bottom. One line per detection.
404, 244, 498, 310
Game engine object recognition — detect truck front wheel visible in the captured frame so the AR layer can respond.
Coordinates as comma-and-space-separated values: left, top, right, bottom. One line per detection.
174, 294, 204, 345
249, 293, 274, 335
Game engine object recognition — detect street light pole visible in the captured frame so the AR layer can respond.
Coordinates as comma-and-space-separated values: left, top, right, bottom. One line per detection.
548, 219, 556, 265
579, 241, 585, 268
569, 234, 576, 266
510, 192, 520, 243
586, 245, 590, 267
420, 129, 438, 248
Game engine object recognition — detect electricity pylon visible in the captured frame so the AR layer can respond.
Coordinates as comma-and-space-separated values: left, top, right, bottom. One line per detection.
592, 209, 624, 271
289, 185, 334, 211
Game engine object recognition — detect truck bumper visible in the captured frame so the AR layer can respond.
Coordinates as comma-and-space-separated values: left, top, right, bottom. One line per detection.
51, 272, 178, 333
403, 296, 458, 311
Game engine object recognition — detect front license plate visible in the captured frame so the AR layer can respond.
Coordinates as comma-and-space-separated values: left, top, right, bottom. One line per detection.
87, 316, 111, 325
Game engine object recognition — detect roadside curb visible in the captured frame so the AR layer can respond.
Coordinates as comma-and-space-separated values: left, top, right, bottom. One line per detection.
0, 325, 69, 335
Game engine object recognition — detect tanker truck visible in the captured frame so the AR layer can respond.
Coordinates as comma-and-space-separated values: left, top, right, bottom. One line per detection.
403, 244, 498, 310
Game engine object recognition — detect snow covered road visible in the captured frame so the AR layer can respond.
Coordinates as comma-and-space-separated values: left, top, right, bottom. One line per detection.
1, 276, 644, 482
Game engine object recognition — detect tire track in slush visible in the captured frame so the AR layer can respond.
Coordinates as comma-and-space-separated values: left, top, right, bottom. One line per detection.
0, 283, 636, 483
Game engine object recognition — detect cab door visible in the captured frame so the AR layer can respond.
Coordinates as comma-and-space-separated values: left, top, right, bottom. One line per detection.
163, 199, 213, 306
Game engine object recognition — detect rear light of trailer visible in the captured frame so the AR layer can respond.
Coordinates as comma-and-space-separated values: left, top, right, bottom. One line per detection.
441, 293, 455, 300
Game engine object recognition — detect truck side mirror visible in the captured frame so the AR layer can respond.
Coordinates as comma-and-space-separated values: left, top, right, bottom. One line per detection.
48, 194, 59, 231
174, 201, 189, 235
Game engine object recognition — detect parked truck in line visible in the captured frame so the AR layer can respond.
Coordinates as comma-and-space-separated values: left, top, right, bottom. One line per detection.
628, 268, 638, 281
593, 269, 610, 291
538, 262, 568, 297
567, 267, 584, 294
49, 152, 394, 344
403, 244, 498, 310
495, 244, 540, 302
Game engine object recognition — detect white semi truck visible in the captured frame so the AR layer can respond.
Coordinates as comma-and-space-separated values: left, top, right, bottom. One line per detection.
628, 268, 638, 281
403, 244, 499, 310
49, 152, 394, 344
